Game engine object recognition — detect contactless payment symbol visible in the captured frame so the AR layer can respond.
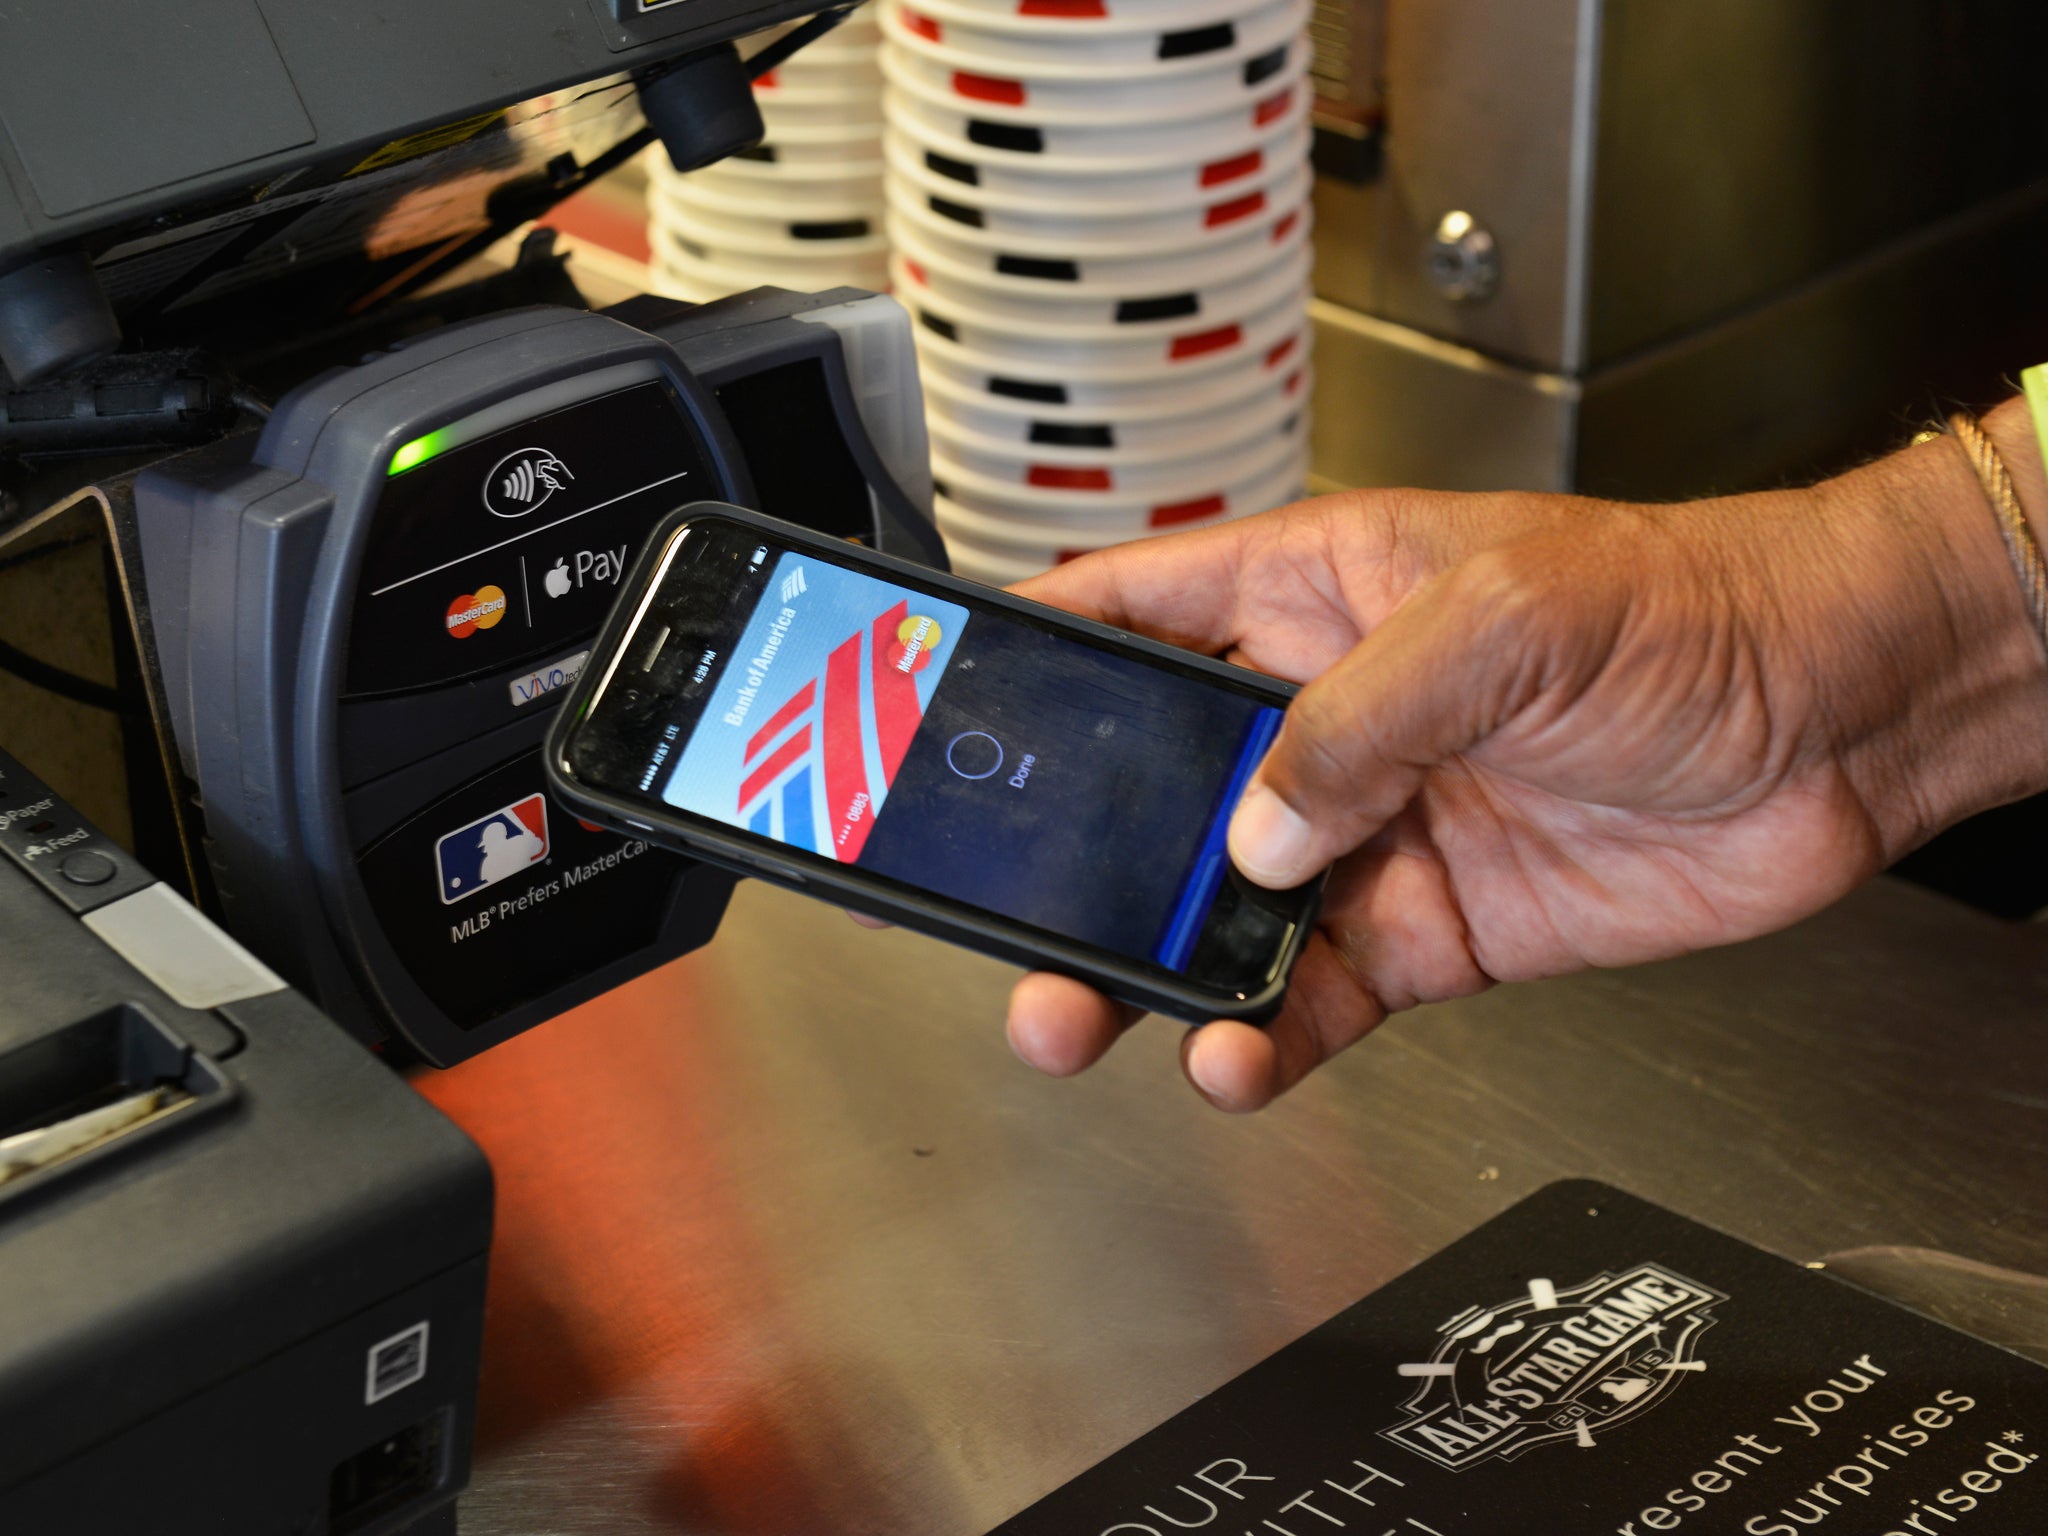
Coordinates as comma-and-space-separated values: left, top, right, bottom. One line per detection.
483, 447, 573, 518
435, 794, 549, 904
1381, 1263, 1723, 1471
445, 584, 507, 638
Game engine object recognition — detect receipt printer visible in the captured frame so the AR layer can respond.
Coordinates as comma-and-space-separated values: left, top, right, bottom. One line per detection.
127, 287, 941, 1065
0, 746, 491, 1535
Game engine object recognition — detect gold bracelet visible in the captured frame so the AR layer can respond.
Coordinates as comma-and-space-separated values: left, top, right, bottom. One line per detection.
1947, 411, 2048, 653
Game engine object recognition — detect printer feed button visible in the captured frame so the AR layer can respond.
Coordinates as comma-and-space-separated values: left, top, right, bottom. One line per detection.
59, 850, 116, 886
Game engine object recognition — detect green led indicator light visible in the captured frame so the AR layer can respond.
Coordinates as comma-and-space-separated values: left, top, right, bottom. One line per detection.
387, 428, 455, 477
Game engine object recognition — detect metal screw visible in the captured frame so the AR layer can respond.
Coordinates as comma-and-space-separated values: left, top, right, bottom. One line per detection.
1426, 210, 1500, 303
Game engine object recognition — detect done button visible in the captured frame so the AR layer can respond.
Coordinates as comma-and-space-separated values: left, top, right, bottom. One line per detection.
945, 731, 1004, 781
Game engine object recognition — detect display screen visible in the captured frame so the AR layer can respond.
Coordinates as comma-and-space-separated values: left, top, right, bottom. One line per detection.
579, 520, 1289, 977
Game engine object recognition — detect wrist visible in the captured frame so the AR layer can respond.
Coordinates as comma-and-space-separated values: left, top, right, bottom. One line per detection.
1803, 423, 2048, 856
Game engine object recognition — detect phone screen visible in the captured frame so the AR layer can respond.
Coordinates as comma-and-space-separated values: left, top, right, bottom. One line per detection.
570, 516, 1299, 989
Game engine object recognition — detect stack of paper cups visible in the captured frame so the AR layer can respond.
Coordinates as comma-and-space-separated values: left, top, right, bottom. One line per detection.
649, 9, 890, 301
880, 0, 1314, 583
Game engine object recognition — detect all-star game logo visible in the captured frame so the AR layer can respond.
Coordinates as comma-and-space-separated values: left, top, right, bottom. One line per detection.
1381, 1263, 1725, 1473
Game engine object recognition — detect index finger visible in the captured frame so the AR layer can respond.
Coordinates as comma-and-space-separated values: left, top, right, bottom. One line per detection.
1011, 515, 1262, 656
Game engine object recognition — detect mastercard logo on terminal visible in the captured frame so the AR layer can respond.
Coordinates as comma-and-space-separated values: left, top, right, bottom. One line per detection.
446, 584, 508, 638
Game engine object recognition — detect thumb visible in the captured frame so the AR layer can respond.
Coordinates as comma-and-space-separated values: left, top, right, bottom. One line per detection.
1227, 551, 1567, 888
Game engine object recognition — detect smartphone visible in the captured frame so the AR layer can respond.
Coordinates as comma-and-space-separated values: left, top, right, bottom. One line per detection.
544, 503, 1322, 1023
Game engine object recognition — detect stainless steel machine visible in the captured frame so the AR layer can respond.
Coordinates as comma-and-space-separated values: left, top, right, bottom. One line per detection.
1304, 0, 2048, 500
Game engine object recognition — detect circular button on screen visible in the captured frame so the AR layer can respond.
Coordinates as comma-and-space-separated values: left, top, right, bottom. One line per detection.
946, 731, 1005, 780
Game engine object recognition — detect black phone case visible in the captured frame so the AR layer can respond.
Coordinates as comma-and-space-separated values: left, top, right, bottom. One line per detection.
543, 501, 1324, 1024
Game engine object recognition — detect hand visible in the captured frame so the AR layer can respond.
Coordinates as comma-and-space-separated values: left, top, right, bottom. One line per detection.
1005, 426, 2048, 1111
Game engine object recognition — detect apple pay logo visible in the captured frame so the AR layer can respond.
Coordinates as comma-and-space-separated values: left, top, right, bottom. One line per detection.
541, 544, 628, 598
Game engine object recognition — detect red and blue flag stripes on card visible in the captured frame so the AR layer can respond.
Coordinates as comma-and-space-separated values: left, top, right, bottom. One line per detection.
735, 598, 949, 862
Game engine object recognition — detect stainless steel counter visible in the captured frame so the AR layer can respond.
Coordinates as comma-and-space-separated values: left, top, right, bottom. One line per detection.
424, 874, 2048, 1534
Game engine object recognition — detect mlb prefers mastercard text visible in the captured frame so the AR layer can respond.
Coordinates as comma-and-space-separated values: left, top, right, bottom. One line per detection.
446, 838, 648, 945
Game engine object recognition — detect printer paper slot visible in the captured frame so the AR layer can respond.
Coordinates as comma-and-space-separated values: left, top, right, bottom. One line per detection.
0, 1004, 233, 1202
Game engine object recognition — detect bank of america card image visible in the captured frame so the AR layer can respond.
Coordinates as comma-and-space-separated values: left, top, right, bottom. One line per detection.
662, 552, 967, 865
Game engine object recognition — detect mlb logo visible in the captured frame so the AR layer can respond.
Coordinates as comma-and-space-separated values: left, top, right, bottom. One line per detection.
436, 794, 549, 904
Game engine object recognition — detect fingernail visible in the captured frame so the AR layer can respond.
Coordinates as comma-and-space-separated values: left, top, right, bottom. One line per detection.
1229, 781, 1312, 885
1003, 1007, 1032, 1066
1187, 1037, 1229, 1103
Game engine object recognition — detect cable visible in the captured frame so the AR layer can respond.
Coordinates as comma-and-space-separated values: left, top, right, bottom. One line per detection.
0, 531, 101, 578
231, 387, 273, 422
0, 637, 129, 712
745, 4, 862, 80
354, 4, 865, 315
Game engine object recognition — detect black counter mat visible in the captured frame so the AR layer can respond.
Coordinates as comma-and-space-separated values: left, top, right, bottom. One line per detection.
990, 1180, 2048, 1535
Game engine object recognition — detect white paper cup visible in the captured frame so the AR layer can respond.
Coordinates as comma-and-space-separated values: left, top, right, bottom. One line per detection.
915, 326, 1308, 413
657, 154, 886, 193
749, 45, 882, 84
933, 416, 1306, 524
908, 273, 1310, 378
937, 505, 1204, 577
758, 101, 885, 135
933, 496, 1219, 565
743, 10, 881, 61
930, 405, 1305, 500
881, 74, 1307, 180
933, 382, 1310, 466
653, 198, 891, 259
883, 122, 1308, 231
658, 169, 887, 218
753, 70, 883, 106
684, 151, 884, 191
882, 0, 1304, 76
931, 440, 1306, 553
925, 362, 1308, 455
654, 180, 887, 240
655, 206, 890, 254
882, 0, 1302, 79
892, 220, 1309, 330
902, 0, 1254, 38
884, 183, 1302, 282
653, 224, 893, 291
714, 127, 889, 167
918, 319, 1306, 416
879, 20, 1306, 122
925, 396, 1307, 473
752, 36, 881, 73
752, 71, 886, 111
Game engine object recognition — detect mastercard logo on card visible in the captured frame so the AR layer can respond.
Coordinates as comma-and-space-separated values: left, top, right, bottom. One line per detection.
887, 614, 942, 674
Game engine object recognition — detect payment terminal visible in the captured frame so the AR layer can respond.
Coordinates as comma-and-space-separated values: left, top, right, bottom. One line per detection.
132, 288, 943, 1065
